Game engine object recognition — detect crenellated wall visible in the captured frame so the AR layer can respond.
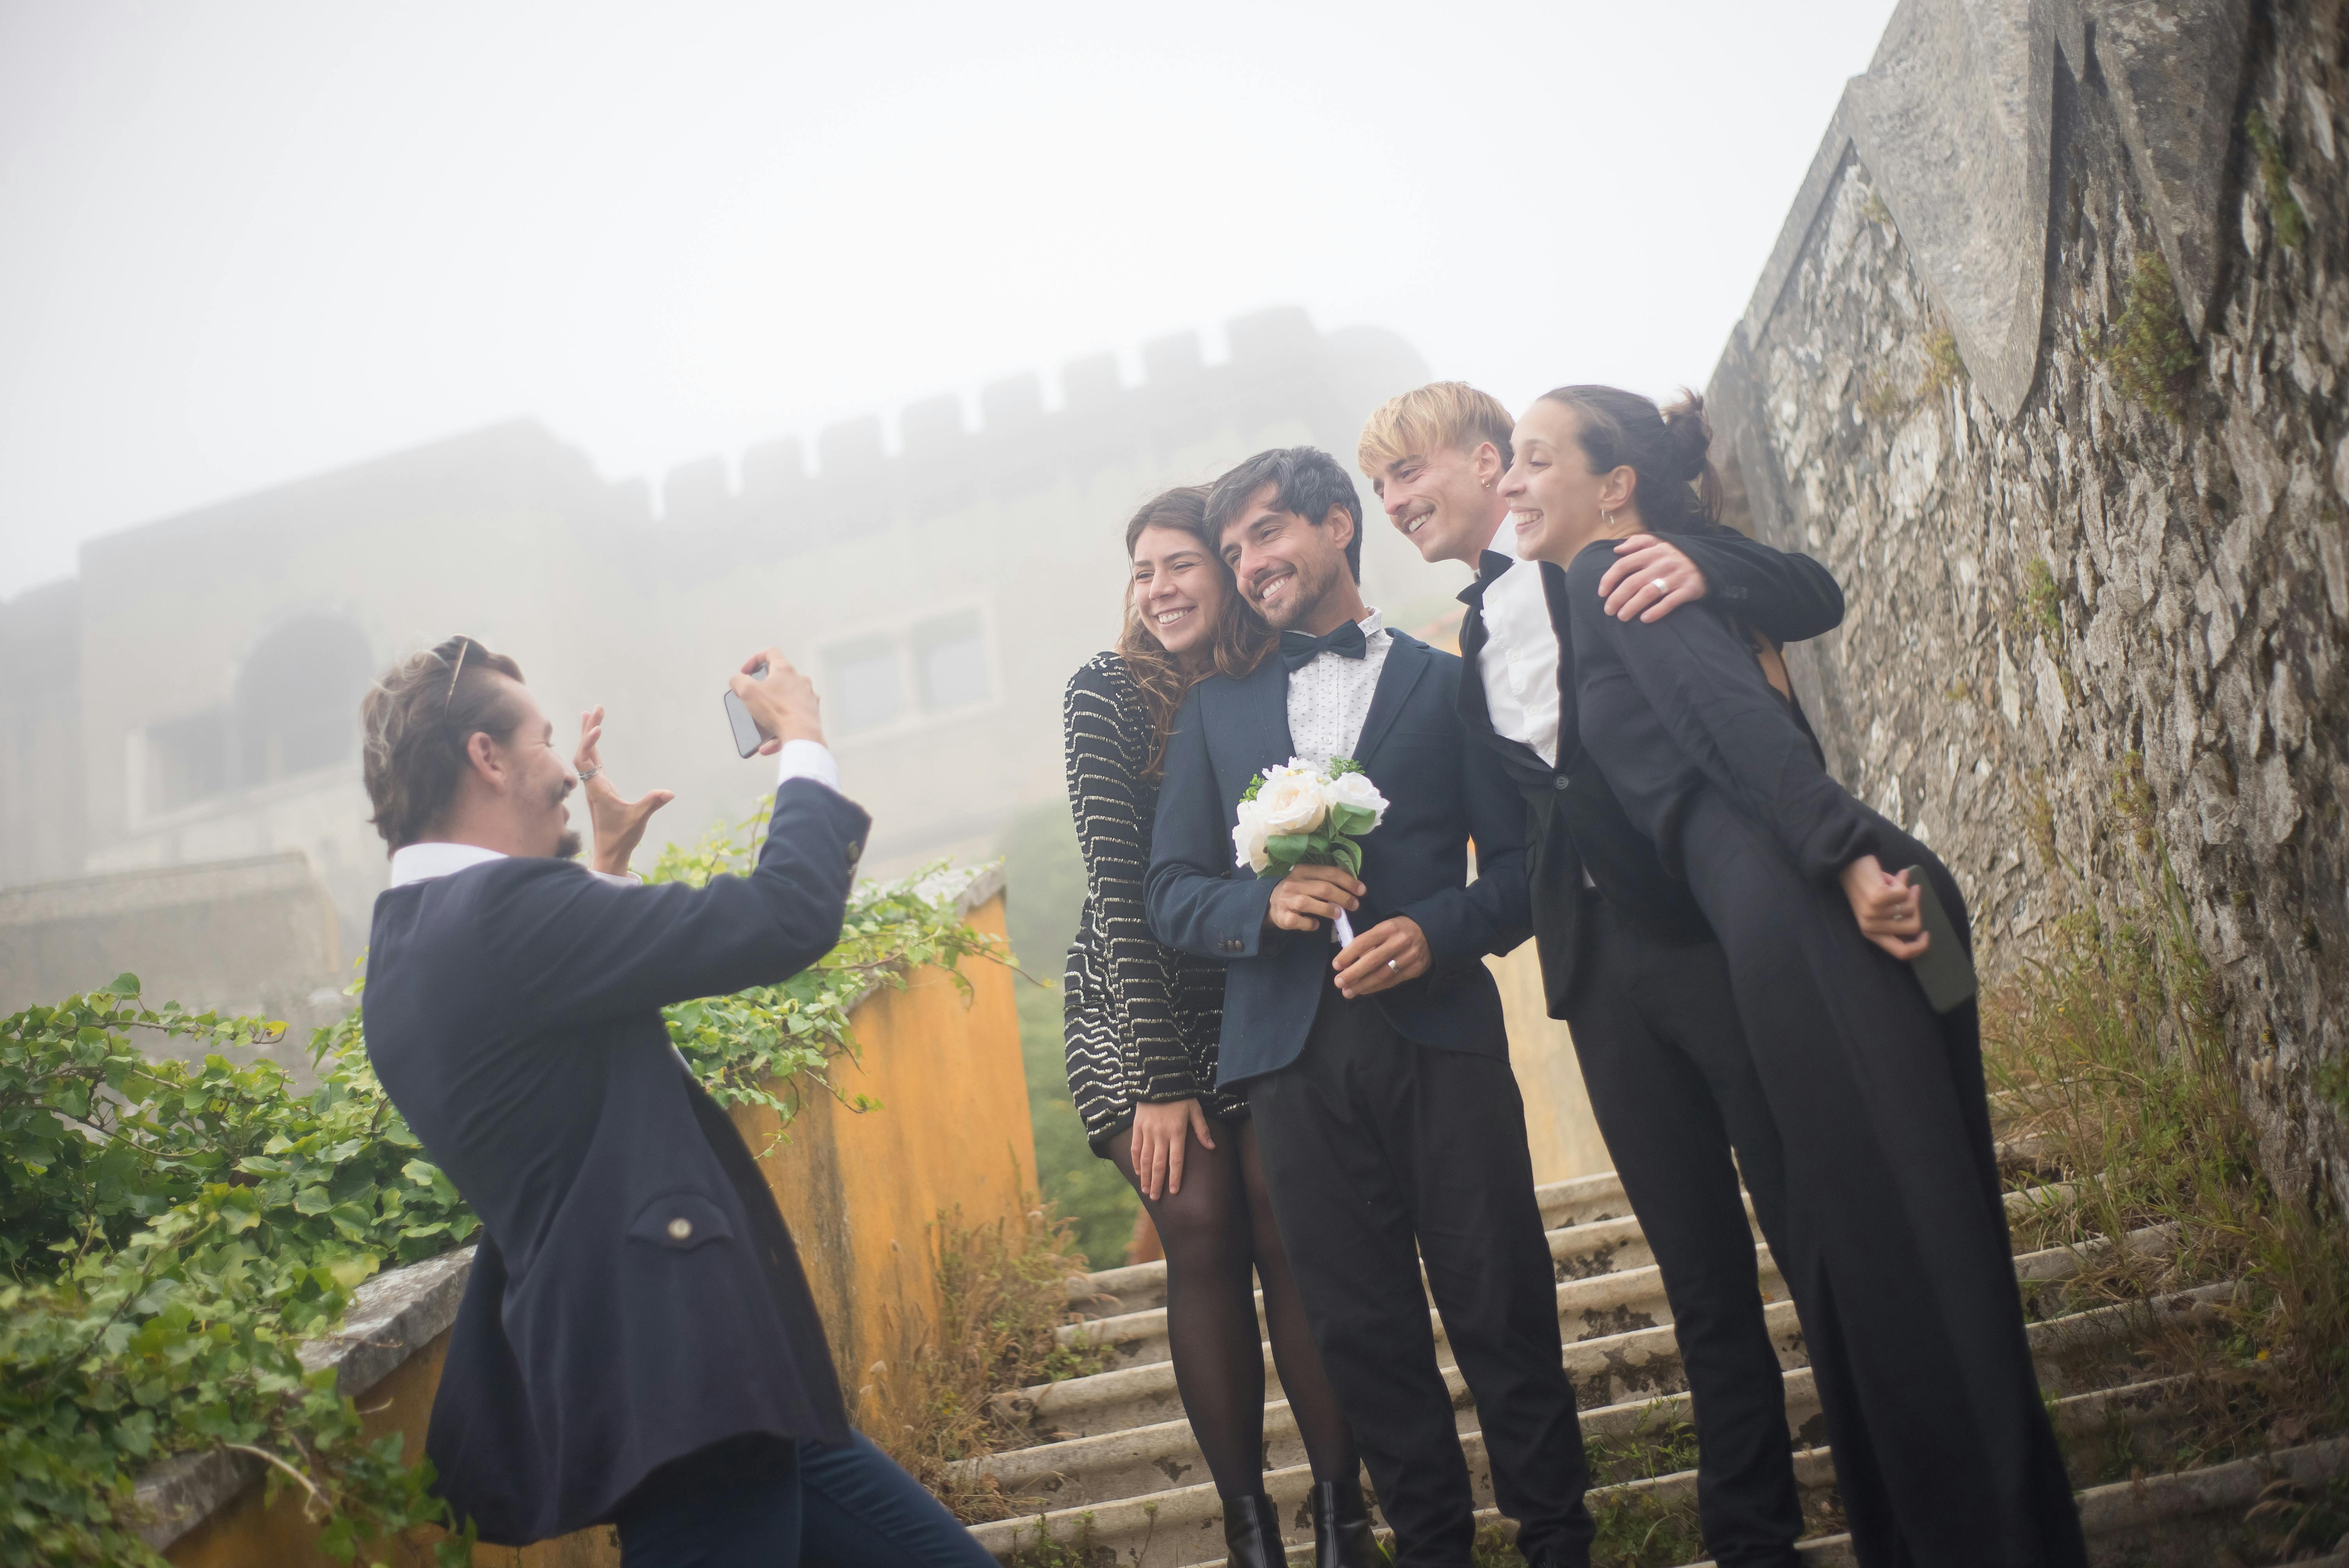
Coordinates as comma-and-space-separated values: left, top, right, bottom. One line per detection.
1706, 0, 2349, 1208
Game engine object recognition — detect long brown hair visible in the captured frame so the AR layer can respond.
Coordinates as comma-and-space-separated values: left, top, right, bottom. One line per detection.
1115, 485, 1274, 779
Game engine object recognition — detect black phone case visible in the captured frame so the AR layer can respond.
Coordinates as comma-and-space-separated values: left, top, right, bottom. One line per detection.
1902, 866, 1977, 1014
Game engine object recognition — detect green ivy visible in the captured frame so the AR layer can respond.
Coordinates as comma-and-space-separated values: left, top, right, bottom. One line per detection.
2, 805, 1005, 1565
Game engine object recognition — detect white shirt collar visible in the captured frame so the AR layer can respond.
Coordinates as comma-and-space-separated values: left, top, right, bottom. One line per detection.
388, 841, 640, 889
388, 841, 508, 887
1356, 607, 1386, 637
1486, 515, 1524, 562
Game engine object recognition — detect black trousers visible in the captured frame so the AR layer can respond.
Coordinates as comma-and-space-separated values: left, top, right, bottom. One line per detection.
1679, 789, 2087, 1568
1563, 896, 1803, 1568
1248, 983, 1594, 1568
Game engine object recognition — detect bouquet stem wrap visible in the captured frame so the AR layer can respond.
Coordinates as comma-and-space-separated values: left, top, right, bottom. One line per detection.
1231, 757, 1389, 950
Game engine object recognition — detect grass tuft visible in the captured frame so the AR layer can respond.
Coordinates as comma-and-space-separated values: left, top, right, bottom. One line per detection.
1981, 807, 2349, 1483
864, 1200, 1114, 1521
2101, 250, 2199, 419
2246, 107, 2309, 250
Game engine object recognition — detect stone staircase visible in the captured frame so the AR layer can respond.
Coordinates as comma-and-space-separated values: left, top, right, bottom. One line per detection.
955, 1119, 2342, 1567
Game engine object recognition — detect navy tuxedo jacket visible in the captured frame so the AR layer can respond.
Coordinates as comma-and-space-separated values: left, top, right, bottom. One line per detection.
1144, 630, 1531, 1088
362, 779, 871, 1545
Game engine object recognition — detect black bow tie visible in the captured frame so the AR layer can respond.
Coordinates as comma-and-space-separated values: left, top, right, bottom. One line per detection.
1280, 620, 1368, 671
1478, 551, 1514, 586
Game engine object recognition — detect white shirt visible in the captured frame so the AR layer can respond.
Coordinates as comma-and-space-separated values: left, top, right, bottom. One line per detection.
388, 740, 842, 887
1287, 608, 1391, 767
1475, 525, 1563, 768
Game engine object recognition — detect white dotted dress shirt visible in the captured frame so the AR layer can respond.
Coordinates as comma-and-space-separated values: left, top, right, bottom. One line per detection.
1286, 609, 1391, 768
1476, 526, 1563, 768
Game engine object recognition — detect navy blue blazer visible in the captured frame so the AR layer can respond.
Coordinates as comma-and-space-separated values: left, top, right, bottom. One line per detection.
1144, 631, 1532, 1087
362, 778, 870, 1545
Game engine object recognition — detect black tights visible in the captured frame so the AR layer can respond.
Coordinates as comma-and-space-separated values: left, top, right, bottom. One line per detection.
1104, 1117, 1360, 1501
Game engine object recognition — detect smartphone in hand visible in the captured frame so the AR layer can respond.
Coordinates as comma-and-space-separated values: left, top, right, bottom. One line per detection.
724, 662, 769, 758
1901, 865, 1977, 1013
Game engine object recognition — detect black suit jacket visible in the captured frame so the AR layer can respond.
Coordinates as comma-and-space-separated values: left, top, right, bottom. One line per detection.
1458, 524, 1845, 1017
362, 779, 871, 1545
1560, 540, 1882, 890
1144, 631, 1531, 1087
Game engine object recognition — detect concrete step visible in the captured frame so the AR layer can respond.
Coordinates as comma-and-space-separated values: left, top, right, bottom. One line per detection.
966, 1264, 2219, 1566
973, 1301, 2243, 1568
1002, 1181, 2080, 1447
1065, 1136, 2050, 1324
1055, 1240, 1785, 1377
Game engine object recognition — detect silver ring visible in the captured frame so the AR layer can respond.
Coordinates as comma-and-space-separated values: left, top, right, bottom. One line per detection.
577, 765, 601, 782
1387, 959, 1398, 972
1651, 578, 1669, 594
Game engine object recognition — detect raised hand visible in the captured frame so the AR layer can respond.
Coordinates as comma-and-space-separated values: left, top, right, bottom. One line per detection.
1598, 534, 1709, 622
727, 648, 824, 753
575, 705, 675, 877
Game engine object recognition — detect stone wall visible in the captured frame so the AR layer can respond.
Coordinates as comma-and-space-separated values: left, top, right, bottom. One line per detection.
1707, 0, 2349, 1209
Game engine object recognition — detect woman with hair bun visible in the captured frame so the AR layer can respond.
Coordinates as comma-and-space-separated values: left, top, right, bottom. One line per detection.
1505, 386, 2087, 1567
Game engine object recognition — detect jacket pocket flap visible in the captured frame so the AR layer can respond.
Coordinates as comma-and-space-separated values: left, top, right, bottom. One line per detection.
626, 1192, 734, 1252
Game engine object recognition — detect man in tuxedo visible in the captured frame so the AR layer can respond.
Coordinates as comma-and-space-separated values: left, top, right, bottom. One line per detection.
1146, 449, 1592, 1568
1360, 383, 1845, 1568
357, 636, 991, 1568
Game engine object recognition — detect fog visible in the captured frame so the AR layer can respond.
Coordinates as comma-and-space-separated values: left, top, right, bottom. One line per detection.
0, 0, 1894, 596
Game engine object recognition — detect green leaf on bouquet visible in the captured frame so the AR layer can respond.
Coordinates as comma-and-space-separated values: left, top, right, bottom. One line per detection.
1333, 840, 1362, 877
1267, 832, 1314, 863
1240, 773, 1265, 803
1327, 804, 1372, 837
1328, 757, 1364, 777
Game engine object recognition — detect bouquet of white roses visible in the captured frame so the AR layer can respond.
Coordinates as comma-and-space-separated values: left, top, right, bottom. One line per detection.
1232, 756, 1390, 945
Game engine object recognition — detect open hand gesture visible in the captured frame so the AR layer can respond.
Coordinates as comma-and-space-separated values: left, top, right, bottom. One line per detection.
1597, 535, 1708, 622
575, 706, 675, 877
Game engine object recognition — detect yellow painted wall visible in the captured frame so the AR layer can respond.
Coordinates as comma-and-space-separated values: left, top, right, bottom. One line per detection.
165, 890, 1030, 1567
1487, 943, 1612, 1184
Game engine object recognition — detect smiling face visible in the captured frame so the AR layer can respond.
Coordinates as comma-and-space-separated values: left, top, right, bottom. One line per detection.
1370, 440, 1505, 566
1217, 482, 1355, 632
1499, 399, 1638, 568
1129, 522, 1230, 668
474, 675, 582, 860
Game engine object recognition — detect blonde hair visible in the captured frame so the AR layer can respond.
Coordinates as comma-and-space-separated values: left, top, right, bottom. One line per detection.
1356, 381, 1516, 478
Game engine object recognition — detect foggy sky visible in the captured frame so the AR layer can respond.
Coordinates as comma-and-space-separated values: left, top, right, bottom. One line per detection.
0, 0, 1898, 599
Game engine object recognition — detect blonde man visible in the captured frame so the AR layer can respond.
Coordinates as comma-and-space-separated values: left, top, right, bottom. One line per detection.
1360, 384, 1845, 1568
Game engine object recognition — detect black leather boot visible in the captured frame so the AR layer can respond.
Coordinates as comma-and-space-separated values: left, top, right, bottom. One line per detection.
1221, 1492, 1287, 1568
1310, 1477, 1376, 1568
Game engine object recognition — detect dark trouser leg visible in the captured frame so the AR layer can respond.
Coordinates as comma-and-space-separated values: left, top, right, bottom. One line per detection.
1249, 985, 1594, 1568
798, 1431, 999, 1566
1563, 902, 1801, 1568
1679, 790, 2086, 1568
1104, 1123, 1269, 1501
615, 1433, 801, 1567
1249, 1000, 1474, 1568
1233, 1117, 1362, 1484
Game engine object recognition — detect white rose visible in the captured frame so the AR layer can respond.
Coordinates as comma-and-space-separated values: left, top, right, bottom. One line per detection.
1255, 766, 1329, 838
1232, 799, 1273, 874
1324, 770, 1388, 830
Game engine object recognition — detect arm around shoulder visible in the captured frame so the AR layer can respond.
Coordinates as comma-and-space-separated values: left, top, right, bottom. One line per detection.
1144, 684, 1278, 960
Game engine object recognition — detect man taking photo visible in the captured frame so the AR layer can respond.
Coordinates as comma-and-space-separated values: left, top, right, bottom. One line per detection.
358, 635, 991, 1567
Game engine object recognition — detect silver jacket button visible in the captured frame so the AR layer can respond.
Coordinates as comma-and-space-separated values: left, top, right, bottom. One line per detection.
667, 1217, 694, 1242
1553, 775, 1570, 791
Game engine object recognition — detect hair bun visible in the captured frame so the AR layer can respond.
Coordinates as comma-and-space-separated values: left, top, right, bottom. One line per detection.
1659, 390, 1713, 483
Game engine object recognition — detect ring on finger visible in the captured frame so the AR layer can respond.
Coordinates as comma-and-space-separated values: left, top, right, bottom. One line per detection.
1651, 578, 1668, 594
